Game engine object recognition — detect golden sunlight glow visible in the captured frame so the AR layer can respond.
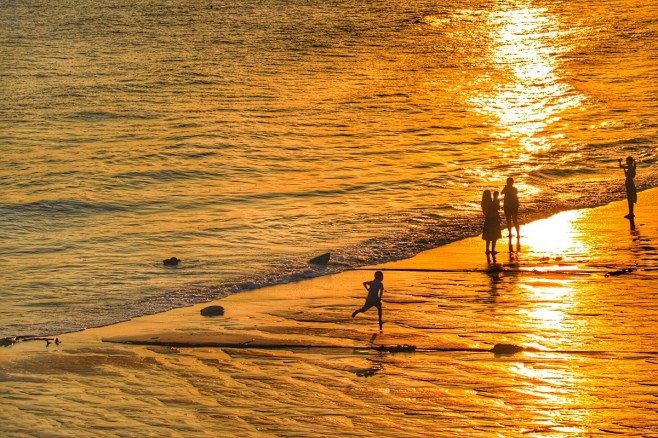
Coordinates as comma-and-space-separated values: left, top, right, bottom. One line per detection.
521, 210, 588, 257
520, 283, 571, 331
509, 359, 591, 431
469, 6, 585, 153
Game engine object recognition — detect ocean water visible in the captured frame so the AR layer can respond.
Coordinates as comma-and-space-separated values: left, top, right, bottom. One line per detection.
1, 0, 657, 338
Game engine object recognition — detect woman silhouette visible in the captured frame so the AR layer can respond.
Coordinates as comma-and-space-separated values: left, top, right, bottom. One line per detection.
619, 156, 637, 219
481, 190, 501, 255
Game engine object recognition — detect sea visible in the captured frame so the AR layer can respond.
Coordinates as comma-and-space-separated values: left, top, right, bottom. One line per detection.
1, 0, 657, 339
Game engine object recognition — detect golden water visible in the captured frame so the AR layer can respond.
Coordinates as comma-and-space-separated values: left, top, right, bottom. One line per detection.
1, 0, 657, 337
2, 1, 658, 434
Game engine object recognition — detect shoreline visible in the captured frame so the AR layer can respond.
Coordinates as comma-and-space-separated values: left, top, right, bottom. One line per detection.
48, 188, 658, 350
2, 189, 657, 436
3, 188, 654, 349
1, 187, 649, 343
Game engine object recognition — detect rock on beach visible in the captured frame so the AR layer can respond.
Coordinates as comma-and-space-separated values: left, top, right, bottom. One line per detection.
200, 305, 225, 317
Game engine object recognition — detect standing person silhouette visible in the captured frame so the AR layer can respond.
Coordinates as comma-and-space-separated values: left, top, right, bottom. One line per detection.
492, 190, 502, 248
352, 271, 384, 333
619, 156, 637, 219
501, 177, 520, 242
481, 190, 501, 256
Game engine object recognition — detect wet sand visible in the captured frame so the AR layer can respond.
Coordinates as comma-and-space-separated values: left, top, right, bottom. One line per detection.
2, 190, 658, 437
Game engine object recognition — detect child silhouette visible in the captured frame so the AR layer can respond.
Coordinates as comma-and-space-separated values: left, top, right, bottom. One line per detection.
352, 271, 384, 332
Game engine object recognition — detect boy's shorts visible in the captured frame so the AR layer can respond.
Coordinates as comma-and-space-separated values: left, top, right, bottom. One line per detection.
360, 299, 381, 312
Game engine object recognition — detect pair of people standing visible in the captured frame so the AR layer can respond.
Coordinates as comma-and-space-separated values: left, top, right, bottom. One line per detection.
481, 177, 520, 255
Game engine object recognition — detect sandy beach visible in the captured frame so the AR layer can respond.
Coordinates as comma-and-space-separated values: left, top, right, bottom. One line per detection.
2, 190, 658, 437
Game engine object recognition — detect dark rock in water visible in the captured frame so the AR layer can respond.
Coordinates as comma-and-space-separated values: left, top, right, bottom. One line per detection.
200, 305, 224, 317
309, 252, 330, 265
356, 368, 378, 378
355, 364, 382, 377
377, 344, 416, 353
491, 343, 524, 355
1, 337, 16, 347
605, 268, 634, 277
163, 257, 180, 266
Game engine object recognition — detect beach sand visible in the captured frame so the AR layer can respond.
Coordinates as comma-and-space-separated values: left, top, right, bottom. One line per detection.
2, 191, 658, 437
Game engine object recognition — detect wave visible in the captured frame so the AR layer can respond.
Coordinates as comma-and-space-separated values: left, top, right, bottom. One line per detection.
68, 111, 157, 121
0, 199, 127, 216
112, 168, 220, 184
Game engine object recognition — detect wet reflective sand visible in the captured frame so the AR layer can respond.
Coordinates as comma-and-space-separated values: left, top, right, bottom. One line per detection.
2, 190, 657, 436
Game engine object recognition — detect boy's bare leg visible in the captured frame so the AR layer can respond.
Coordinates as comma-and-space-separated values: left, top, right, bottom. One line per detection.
377, 305, 383, 332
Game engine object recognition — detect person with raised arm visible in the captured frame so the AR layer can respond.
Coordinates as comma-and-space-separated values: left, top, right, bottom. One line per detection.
619, 156, 637, 219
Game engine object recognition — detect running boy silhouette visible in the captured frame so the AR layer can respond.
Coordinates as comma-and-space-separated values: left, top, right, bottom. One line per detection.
352, 271, 384, 332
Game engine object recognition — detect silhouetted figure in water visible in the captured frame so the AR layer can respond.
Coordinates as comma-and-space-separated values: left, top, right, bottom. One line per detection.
501, 177, 520, 247
352, 271, 384, 333
619, 156, 637, 219
481, 190, 501, 258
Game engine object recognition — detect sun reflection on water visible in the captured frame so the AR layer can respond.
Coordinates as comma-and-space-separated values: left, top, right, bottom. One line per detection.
510, 357, 592, 434
469, 5, 585, 153
520, 284, 571, 330
505, 207, 601, 431
515, 210, 591, 347
522, 210, 588, 258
